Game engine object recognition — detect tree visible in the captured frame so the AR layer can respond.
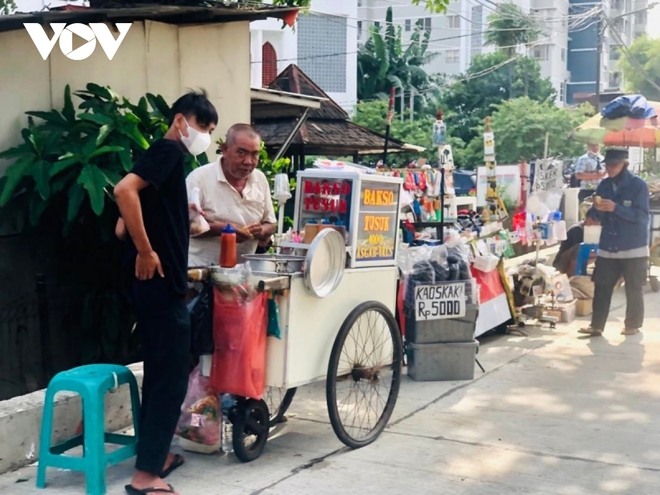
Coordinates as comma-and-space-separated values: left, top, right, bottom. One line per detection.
484, 2, 540, 98
358, 7, 440, 112
436, 52, 555, 146
618, 35, 660, 101
464, 97, 595, 167
351, 99, 467, 166
0, 0, 16, 15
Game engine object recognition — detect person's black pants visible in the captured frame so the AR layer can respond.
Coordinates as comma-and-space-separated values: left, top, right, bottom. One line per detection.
578, 189, 595, 202
131, 277, 190, 475
591, 257, 647, 331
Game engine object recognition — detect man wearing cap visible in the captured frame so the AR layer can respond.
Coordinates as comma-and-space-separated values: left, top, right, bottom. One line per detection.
574, 143, 606, 202
579, 148, 650, 337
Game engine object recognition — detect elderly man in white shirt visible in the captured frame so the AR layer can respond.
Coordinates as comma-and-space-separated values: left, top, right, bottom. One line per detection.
187, 124, 277, 267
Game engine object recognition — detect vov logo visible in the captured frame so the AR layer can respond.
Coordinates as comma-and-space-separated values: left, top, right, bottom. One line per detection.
24, 23, 132, 61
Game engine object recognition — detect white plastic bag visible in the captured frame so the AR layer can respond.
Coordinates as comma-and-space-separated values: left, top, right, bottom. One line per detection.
176, 365, 221, 454
189, 187, 210, 237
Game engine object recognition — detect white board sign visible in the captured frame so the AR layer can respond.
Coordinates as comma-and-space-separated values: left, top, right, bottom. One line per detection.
532, 159, 563, 192
414, 282, 467, 321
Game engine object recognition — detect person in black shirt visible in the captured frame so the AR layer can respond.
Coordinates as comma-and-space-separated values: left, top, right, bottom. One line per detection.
553, 209, 600, 275
114, 90, 217, 495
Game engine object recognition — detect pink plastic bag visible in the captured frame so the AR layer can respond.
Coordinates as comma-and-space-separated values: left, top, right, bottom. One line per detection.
176, 365, 221, 447
210, 290, 267, 399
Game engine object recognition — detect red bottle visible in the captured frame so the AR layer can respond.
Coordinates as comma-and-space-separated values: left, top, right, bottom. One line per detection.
220, 224, 237, 268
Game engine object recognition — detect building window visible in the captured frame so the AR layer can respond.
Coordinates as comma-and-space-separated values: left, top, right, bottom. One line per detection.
297, 13, 347, 93
609, 45, 621, 60
358, 0, 362, 6
358, 20, 362, 41
374, 21, 380, 28
471, 6, 483, 60
635, 12, 647, 24
532, 44, 549, 61
405, 19, 411, 32
561, 48, 566, 61
262, 42, 277, 87
560, 81, 566, 102
611, 0, 623, 9
609, 71, 621, 89
424, 17, 432, 32
447, 15, 460, 29
446, 49, 460, 63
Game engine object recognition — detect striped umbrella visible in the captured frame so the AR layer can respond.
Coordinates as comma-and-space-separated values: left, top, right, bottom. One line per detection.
573, 100, 660, 148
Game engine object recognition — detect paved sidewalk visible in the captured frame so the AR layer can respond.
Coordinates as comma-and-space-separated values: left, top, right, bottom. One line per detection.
2, 286, 659, 495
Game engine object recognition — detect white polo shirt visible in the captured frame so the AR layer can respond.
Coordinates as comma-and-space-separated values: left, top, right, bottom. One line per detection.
186, 158, 276, 267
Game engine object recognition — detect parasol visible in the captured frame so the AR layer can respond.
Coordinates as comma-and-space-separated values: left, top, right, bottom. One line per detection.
573, 95, 660, 148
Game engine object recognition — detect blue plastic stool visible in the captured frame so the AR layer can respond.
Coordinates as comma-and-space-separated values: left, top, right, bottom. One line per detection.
575, 243, 599, 276
36, 364, 140, 495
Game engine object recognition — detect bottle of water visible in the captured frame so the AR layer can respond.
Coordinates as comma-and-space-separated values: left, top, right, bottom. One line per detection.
221, 394, 235, 454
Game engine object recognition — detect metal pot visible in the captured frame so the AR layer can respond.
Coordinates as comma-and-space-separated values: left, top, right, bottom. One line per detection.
242, 254, 306, 274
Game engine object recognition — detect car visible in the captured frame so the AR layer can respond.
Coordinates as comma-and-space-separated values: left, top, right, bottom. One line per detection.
452, 170, 476, 196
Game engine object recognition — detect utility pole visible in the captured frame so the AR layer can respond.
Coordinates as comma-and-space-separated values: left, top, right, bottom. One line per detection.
595, 12, 602, 112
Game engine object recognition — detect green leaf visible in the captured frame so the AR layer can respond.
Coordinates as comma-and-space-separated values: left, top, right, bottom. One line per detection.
117, 138, 133, 172
0, 143, 31, 159
96, 124, 114, 146
78, 164, 109, 216
62, 85, 75, 123
90, 145, 124, 158
25, 110, 68, 128
28, 192, 49, 227
67, 182, 86, 222
0, 156, 34, 206
79, 113, 113, 126
146, 93, 171, 119
50, 156, 80, 177
119, 123, 149, 149
30, 159, 51, 200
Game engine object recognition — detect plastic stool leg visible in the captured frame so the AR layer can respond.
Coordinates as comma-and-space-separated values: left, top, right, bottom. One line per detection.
83, 392, 107, 495
36, 388, 56, 489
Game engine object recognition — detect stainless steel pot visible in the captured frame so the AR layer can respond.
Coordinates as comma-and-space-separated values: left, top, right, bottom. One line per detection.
242, 254, 306, 274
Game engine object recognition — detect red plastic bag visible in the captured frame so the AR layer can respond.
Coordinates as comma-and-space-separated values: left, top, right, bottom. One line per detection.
175, 365, 221, 449
210, 289, 267, 400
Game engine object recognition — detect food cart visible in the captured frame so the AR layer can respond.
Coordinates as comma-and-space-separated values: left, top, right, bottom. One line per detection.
195, 169, 405, 462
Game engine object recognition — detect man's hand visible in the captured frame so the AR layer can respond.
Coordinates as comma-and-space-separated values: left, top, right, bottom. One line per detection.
595, 199, 616, 212
136, 250, 164, 280
189, 203, 206, 216
247, 222, 266, 241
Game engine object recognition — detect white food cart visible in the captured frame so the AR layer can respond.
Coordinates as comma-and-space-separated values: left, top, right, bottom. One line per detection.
195, 169, 405, 462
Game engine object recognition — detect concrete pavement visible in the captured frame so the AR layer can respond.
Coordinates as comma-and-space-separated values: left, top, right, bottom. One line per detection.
1, 286, 659, 495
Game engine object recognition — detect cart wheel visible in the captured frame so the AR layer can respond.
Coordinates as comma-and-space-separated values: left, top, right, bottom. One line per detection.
326, 301, 403, 449
263, 387, 297, 426
231, 399, 269, 462
650, 276, 660, 293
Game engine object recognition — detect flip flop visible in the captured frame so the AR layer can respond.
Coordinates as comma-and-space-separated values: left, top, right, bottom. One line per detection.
160, 454, 184, 479
125, 484, 175, 494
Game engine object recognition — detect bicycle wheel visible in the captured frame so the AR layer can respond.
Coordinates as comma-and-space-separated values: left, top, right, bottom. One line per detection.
326, 301, 403, 449
263, 387, 297, 426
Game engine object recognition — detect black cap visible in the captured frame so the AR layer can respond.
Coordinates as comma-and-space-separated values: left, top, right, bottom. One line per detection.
604, 148, 628, 164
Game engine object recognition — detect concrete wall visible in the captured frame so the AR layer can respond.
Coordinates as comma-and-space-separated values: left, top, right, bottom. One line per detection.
0, 19, 251, 172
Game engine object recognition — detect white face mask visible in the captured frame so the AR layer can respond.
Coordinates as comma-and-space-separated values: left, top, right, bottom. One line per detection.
180, 118, 211, 156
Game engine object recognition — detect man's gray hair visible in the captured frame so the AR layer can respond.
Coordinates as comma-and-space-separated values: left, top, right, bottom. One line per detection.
225, 124, 261, 146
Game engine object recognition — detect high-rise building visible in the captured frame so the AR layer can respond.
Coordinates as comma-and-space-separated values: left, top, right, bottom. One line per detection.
566, 0, 649, 105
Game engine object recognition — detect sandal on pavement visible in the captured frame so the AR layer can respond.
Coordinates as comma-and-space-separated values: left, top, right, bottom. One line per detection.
125, 484, 176, 495
621, 328, 640, 336
160, 454, 184, 479
578, 327, 602, 336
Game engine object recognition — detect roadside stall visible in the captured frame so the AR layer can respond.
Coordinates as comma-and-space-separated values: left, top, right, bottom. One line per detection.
183, 165, 405, 461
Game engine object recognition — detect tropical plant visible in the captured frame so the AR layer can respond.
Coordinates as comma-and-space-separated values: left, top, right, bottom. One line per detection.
618, 35, 660, 101
358, 7, 440, 111
0, 0, 15, 15
0, 84, 205, 365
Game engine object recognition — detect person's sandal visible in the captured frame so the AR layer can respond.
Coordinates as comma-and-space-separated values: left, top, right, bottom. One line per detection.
621, 328, 640, 336
160, 454, 184, 479
578, 327, 602, 336
125, 484, 175, 494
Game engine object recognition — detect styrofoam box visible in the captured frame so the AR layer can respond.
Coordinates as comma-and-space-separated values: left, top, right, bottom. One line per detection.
406, 304, 479, 344
407, 340, 479, 382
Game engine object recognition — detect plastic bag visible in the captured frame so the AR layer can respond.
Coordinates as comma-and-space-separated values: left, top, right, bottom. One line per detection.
188, 281, 214, 356
176, 365, 221, 452
210, 290, 268, 400
267, 295, 281, 339
189, 187, 210, 237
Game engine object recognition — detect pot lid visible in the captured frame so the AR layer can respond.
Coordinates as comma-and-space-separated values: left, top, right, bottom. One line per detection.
304, 229, 346, 298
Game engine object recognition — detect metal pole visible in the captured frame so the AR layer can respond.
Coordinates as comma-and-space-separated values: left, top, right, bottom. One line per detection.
273, 107, 311, 163
595, 14, 602, 112
383, 87, 395, 166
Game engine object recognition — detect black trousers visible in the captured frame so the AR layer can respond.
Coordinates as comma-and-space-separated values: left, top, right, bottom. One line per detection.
591, 257, 648, 331
131, 277, 190, 475
578, 189, 595, 202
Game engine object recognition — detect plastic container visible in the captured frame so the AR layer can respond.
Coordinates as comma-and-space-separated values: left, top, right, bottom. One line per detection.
220, 224, 237, 268
583, 225, 602, 245
406, 304, 478, 344
407, 340, 479, 381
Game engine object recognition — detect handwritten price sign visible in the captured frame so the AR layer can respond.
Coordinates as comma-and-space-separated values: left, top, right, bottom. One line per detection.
414, 282, 467, 321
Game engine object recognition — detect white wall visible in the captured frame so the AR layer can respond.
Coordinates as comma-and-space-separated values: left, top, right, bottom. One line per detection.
0, 20, 251, 171
250, 18, 297, 88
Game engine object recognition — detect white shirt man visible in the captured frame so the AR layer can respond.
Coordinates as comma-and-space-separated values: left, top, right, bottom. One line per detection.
186, 124, 277, 267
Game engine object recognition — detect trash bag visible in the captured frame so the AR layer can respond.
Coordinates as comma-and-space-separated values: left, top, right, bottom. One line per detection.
210, 290, 268, 400
188, 281, 214, 356
176, 365, 221, 452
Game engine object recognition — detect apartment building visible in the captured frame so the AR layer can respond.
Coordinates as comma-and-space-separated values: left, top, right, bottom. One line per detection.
566, 0, 649, 104
250, 0, 358, 111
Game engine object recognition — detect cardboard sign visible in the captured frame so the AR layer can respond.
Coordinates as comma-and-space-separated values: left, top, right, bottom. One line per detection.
414, 282, 467, 321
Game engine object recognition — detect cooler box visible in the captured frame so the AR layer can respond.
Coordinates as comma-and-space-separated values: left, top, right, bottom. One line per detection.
407, 340, 479, 381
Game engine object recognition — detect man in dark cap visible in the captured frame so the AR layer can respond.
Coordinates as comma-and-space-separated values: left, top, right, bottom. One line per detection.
579, 148, 650, 337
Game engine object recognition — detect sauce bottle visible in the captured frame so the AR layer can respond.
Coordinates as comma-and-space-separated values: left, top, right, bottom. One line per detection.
220, 224, 237, 268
